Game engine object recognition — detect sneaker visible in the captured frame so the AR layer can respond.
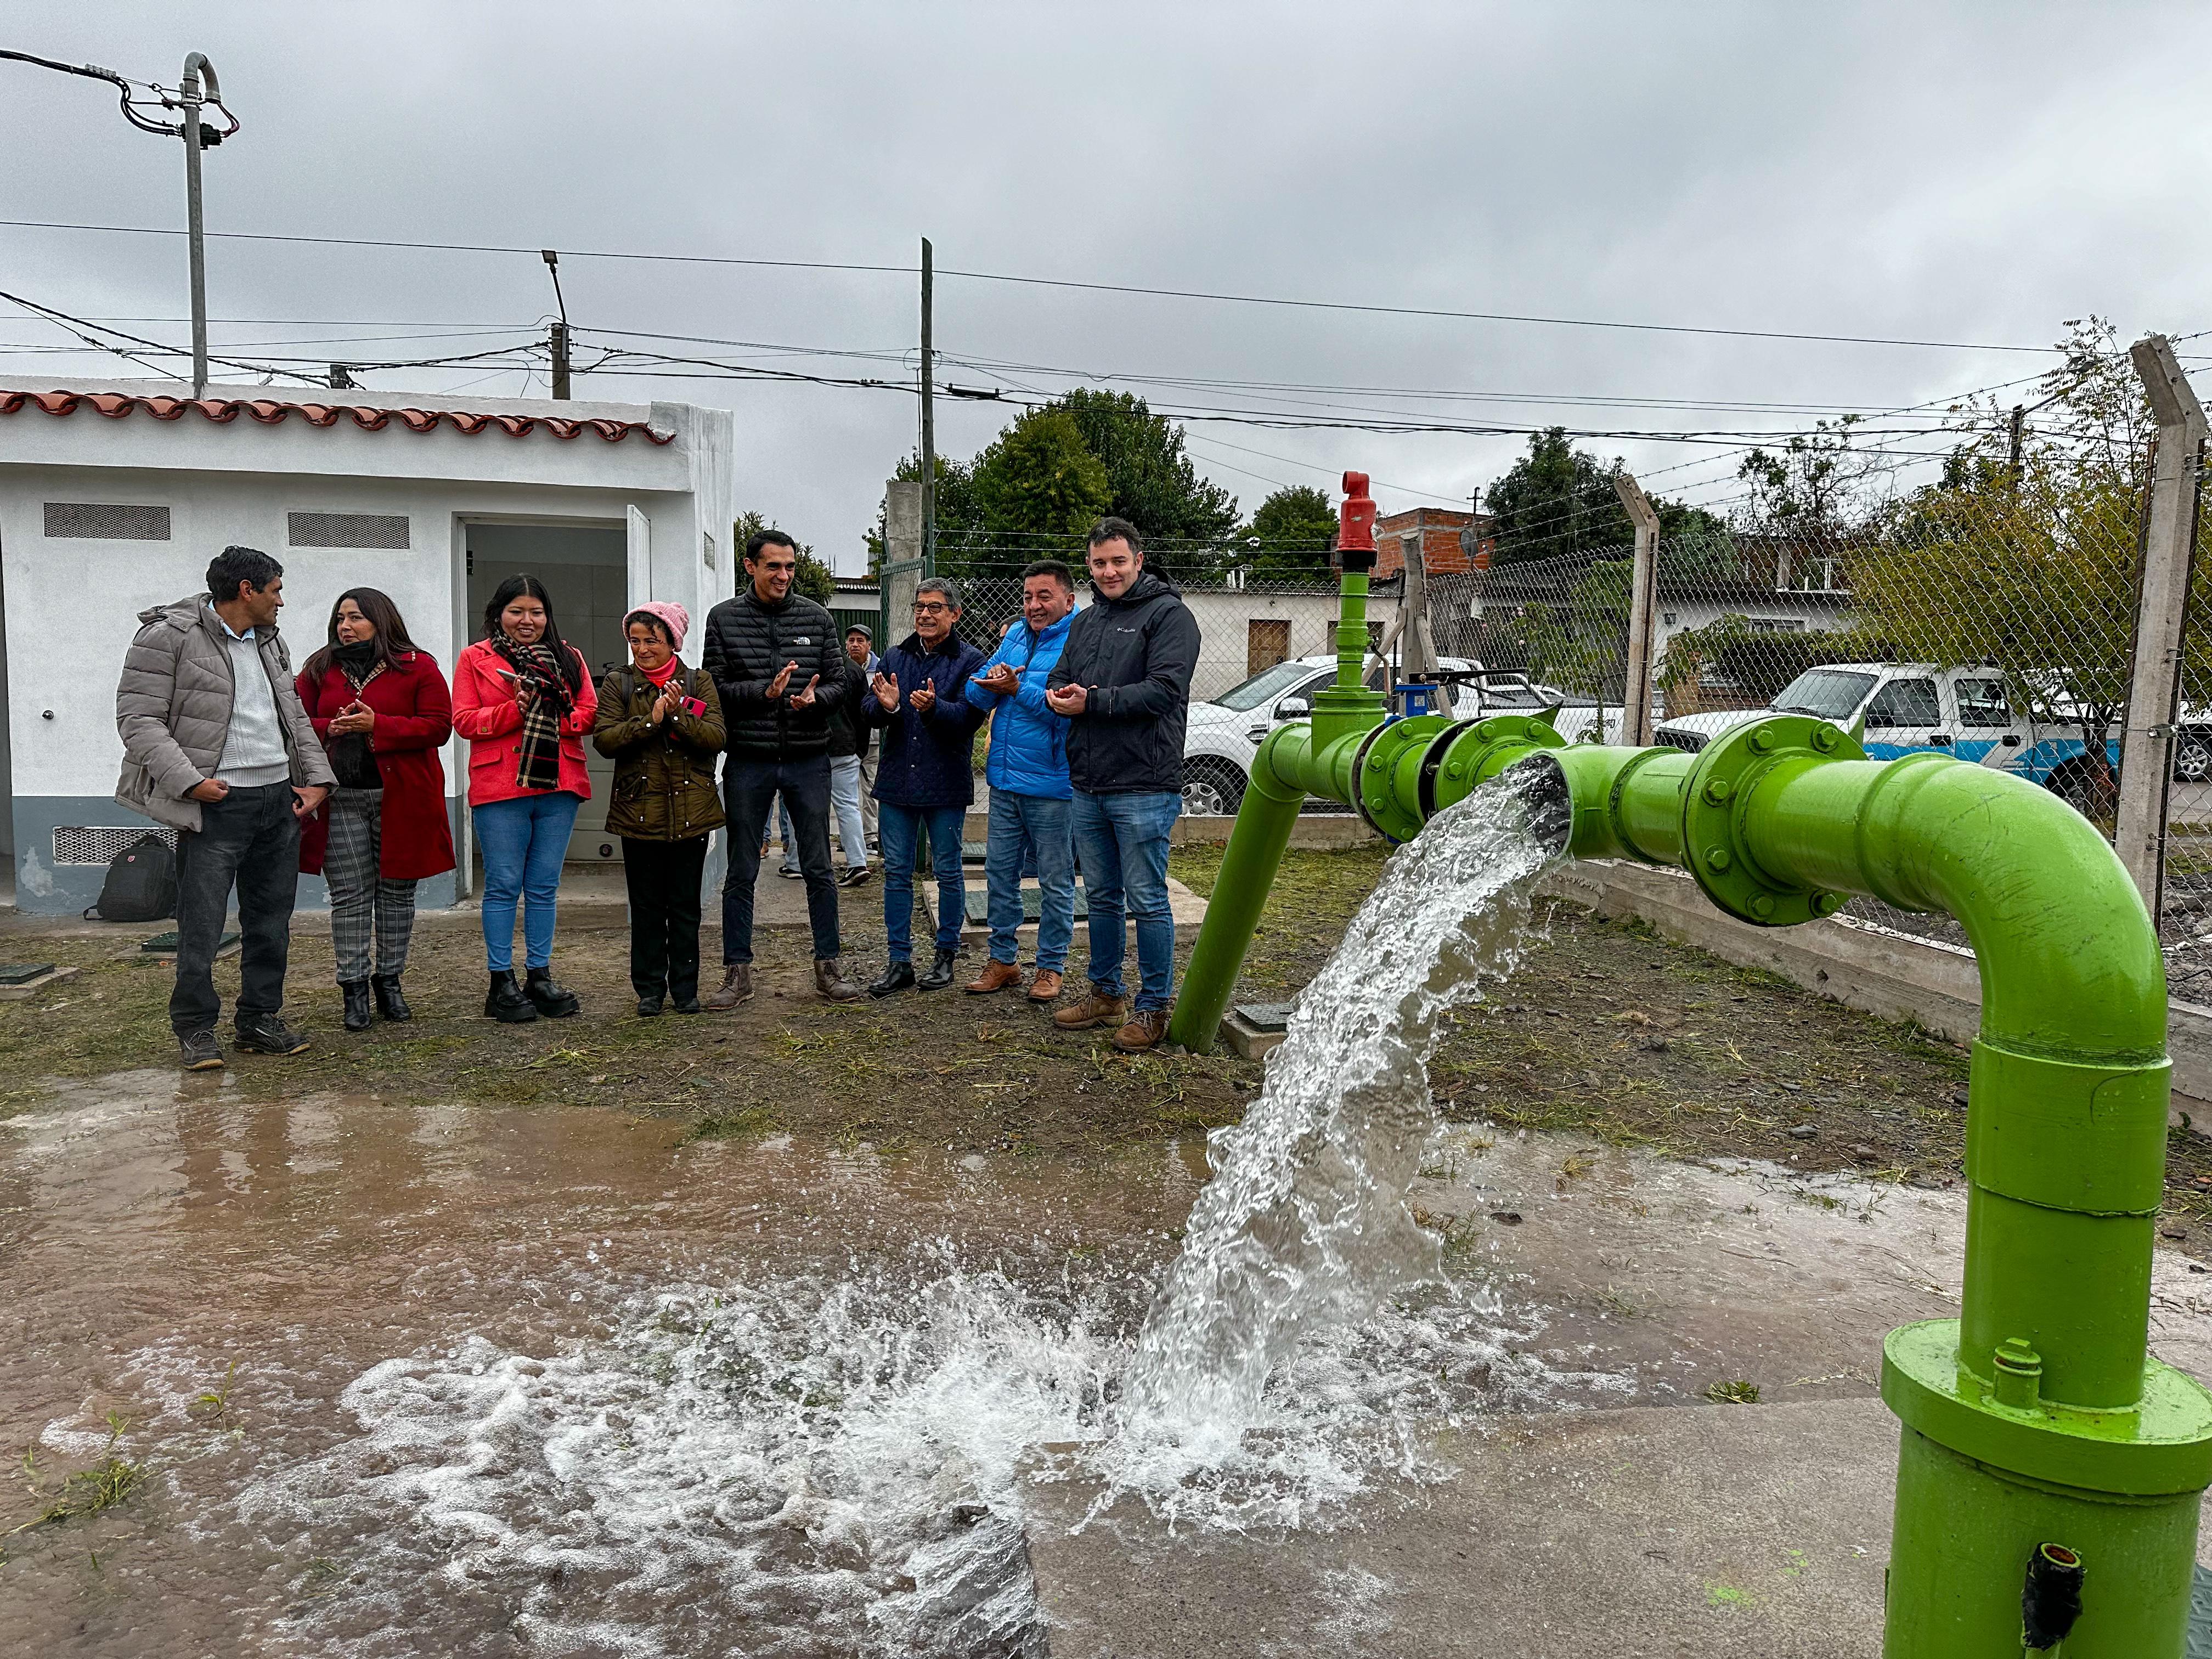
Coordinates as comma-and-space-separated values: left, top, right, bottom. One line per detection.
1112, 1009, 1171, 1052
233, 1015, 309, 1056
837, 864, 872, 888
702, 964, 754, 1011
178, 1028, 224, 1071
778, 865, 804, 880
637, 994, 665, 1017
1053, 988, 1128, 1031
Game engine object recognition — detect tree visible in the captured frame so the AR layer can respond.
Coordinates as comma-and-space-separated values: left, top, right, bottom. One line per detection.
1736, 415, 1878, 530
1233, 484, 1339, 576
1483, 428, 1722, 565
969, 409, 1112, 543
734, 510, 833, 602
865, 451, 983, 573
1043, 388, 1240, 549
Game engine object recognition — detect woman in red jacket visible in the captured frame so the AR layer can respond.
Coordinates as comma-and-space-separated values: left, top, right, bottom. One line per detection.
451, 573, 597, 1023
297, 588, 457, 1032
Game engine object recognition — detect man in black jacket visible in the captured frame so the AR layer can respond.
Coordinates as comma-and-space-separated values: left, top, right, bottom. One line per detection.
698, 529, 862, 1005
1045, 517, 1200, 1051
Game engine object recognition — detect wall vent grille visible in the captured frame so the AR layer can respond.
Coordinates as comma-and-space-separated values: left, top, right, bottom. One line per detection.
287, 510, 410, 549
54, 826, 174, 866
44, 502, 171, 540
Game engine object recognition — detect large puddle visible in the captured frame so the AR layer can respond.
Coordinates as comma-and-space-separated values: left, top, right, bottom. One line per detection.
10, 1071, 2212, 1655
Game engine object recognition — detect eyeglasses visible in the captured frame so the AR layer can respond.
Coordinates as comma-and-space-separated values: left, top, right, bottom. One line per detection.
912, 601, 952, 616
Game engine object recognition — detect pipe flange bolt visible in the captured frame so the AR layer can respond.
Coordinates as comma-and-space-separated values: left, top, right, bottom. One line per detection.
1680, 714, 1865, 928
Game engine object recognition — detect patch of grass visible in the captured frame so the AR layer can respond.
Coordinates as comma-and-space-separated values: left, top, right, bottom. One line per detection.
1704, 1379, 1762, 1405
7, 1417, 144, 1537
681, 1105, 782, 1144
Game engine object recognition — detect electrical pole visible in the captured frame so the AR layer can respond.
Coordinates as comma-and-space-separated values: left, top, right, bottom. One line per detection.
920, 236, 935, 572
178, 53, 221, 398
541, 250, 571, 399
2007, 403, 2025, 493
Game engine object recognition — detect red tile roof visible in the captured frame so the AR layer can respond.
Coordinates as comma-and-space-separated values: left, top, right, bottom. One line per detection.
0, 388, 673, 444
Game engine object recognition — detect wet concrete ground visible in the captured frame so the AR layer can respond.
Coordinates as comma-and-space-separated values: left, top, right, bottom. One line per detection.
8, 1073, 2212, 1656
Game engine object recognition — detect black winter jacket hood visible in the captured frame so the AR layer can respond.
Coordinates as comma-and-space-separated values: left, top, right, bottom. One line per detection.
1046, 571, 1200, 794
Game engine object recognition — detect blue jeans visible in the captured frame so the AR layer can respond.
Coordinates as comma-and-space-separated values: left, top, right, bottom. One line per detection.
879, 802, 967, 962
474, 791, 580, 972
986, 792, 1074, 974
1071, 788, 1180, 1011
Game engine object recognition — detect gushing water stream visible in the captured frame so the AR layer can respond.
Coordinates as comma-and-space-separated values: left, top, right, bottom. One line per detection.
1115, 765, 1571, 1465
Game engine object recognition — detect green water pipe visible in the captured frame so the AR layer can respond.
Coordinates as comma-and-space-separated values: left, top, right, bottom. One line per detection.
1166, 488, 2212, 1651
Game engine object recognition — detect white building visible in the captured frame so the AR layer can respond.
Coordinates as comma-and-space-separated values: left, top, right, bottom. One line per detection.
0, 378, 734, 915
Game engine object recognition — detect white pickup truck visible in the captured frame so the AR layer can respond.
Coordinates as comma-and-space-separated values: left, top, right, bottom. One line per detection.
1650, 662, 2176, 806
1180, 654, 1619, 815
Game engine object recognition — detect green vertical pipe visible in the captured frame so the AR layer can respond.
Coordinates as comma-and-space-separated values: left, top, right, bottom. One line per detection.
1167, 725, 1312, 1053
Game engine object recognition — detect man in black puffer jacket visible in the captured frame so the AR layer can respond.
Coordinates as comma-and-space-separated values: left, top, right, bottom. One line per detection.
698, 529, 862, 1006
1045, 517, 1200, 1052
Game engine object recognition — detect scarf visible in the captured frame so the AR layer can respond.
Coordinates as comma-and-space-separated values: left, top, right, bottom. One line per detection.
493, 634, 572, 793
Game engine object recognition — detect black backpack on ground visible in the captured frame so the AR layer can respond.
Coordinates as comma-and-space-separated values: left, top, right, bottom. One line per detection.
85, 833, 178, 922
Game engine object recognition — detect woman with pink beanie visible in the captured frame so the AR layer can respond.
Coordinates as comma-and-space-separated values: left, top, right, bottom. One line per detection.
590, 602, 727, 1014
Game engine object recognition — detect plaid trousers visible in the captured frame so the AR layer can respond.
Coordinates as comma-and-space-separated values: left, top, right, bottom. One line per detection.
325, 788, 419, 982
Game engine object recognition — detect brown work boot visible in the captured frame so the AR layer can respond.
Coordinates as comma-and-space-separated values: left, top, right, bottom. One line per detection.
1026, 968, 1064, 1005
1112, 1009, 1170, 1052
702, 964, 753, 1010
1053, 985, 1128, 1031
815, 958, 865, 1002
964, 958, 1023, 995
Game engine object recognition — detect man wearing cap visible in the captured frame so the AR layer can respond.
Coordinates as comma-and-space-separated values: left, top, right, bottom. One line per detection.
844, 625, 881, 859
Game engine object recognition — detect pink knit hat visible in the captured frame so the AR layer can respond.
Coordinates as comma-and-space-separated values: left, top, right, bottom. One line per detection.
626, 601, 690, 650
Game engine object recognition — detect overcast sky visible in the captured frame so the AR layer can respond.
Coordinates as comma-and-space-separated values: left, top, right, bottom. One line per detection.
6, 3, 2210, 572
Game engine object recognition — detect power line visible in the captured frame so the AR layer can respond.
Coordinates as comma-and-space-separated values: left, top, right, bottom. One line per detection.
0, 215, 2074, 352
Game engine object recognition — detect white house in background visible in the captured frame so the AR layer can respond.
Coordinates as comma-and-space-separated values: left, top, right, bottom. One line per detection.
0, 378, 735, 915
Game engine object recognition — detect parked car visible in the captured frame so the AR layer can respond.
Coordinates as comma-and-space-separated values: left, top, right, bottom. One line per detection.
1180, 654, 1614, 815
1651, 662, 2142, 807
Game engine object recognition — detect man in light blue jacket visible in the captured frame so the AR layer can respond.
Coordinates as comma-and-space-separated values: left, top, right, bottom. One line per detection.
962, 560, 1078, 1002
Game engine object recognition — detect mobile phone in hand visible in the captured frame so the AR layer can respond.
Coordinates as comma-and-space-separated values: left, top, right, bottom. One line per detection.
679, 695, 707, 718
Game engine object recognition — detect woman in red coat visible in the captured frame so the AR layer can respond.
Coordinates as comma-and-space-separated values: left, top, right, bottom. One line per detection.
296, 588, 457, 1031
450, 574, 597, 1023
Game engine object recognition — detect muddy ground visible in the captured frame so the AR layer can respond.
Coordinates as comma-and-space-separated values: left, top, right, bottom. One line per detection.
7, 843, 2211, 1249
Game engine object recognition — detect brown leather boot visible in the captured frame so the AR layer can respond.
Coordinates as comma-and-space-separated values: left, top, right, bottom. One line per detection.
1026, 968, 1064, 1005
1053, 985, 1128, 1030
964, 958, 1023, 995
1111, 1008, 1170, 1052
815, 958, 865, 1002
702, 964, 753, 1011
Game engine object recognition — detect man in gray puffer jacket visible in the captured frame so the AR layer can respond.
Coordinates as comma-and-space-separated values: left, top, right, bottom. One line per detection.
116, 545, 334, 1070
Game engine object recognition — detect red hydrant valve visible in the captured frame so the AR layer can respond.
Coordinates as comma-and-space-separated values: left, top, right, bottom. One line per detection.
1338, 470, 1377, 571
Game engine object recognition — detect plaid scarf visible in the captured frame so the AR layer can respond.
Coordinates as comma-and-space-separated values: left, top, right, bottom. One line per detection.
494, 635, 572, 793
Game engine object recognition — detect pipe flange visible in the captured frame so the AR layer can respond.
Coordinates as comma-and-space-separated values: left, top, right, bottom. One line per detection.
1680, 714, 1865, 927
1426, 714, 1570, 818
1418, 718, 1486, 819
1353, 714, 1456, 842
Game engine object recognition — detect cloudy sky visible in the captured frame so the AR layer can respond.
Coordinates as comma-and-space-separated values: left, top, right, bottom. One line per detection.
5, 3, 2209, 571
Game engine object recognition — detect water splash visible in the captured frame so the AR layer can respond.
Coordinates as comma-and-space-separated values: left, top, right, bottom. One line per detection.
1116, 767, 1570, 1465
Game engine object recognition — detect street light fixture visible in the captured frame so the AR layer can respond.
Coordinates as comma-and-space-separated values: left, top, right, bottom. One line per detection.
0, 47, 240, 396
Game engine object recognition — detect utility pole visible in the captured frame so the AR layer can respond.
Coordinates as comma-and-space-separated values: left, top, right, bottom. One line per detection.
541, 250, 571, 399
178, 54, 219, 396
920, 236, 935, 572
2007, 403, 2025, 492
1613, 469, 1662, 748
1, 49, 238, 393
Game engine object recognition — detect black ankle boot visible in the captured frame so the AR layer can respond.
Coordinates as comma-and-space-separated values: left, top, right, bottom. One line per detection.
866, 960, 917, 998
340, 980, 373, 1031
371, 974, 412, 1023
525, 966, 580, 1018
485, 970, 538, 1023
917, 947, 959, 992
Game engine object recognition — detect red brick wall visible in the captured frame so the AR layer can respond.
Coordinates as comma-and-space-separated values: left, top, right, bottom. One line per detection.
1374, 507, 1493, 577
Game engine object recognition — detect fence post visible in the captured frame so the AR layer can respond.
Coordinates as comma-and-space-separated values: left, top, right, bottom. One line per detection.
882, 479, 924, 644
1613, 470, 1661, 747
2115, 336, 2209, 916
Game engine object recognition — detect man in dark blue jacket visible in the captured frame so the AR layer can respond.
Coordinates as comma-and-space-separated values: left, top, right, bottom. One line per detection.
964, 560, 1078, 1003
1045, 518, 1201, 1050
860, 577, 987, 995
